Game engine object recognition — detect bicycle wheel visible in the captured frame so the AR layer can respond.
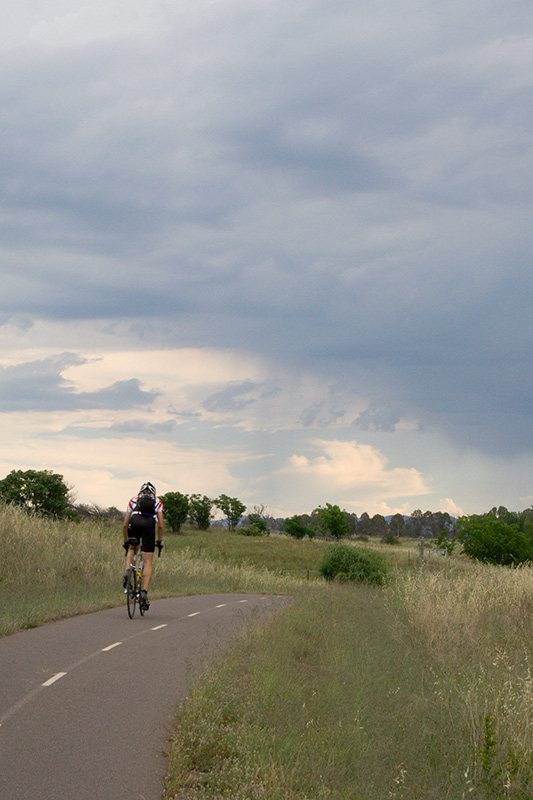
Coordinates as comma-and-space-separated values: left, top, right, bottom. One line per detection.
138, 568, 145, 616
126, 567, 137, 618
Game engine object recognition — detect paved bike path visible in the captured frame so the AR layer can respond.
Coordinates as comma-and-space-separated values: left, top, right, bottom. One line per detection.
0, 594, 288, 800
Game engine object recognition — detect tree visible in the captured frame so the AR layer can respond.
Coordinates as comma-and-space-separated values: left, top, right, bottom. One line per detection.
356, 511, 372, 537
188, 494, 214, 530
246, 509, 269, 535
315, 503, 350, 539
283, 515, 312, 539
0, 469, 73, 518
430, 511, 452, 536
456, 513, 533, 566
240, 514, 269, 536
369, 514, 388, 538
214, 494, 246, 531
160, 491, 190, 533
389, 513, 405, 537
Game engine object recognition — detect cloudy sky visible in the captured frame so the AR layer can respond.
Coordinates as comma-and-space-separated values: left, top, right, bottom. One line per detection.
1, 0, 532, 518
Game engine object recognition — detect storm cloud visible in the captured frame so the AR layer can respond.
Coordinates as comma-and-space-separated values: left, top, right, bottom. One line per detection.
0, 0, 532, 513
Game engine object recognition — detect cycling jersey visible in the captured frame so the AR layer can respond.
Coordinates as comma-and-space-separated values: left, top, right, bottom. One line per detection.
127, 495, 164, 516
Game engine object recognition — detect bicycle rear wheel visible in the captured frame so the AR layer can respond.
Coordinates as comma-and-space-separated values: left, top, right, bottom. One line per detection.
137, 559, 145, 616
126, 567, 137, 618
139, 573, 145, 616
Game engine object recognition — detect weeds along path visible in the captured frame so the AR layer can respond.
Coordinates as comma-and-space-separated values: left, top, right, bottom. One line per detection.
164, 564, 533, 800
163, 582, 480, 800
0, 594, 288, 800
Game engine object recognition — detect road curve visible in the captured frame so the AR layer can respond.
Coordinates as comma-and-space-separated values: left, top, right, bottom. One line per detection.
0, 594, 288, 800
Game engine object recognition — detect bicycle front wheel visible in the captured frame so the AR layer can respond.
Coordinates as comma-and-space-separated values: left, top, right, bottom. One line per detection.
126, 567, 137, 618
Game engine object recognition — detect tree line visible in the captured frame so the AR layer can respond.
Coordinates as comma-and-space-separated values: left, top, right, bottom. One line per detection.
282, 506, 455, 541
2, 469, 533, 567
0, 470, 268, 533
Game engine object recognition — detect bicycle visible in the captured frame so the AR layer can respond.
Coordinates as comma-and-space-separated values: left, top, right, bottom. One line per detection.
125, 539, 163, 618
125, 549, 146, 618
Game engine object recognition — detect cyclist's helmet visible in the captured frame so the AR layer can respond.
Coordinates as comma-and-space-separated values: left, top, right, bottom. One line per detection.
139, 481, 156, 497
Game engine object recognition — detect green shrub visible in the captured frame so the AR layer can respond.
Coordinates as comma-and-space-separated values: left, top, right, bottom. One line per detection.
283, 515, 312, 539
456, 514, 533, 566
238, 521, 267, 536
319, 543, 388, 585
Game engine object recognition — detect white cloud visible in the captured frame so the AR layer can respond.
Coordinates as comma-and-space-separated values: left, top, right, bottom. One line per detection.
0, 413, 245, 508
439, 498, 464, 518
282, 439, 431, 513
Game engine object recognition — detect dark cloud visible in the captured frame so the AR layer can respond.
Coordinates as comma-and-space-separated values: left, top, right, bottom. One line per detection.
203, 382, 259, 414
0, 354, 157, 411
1, 0, 532, 461
353, 404, 402, 434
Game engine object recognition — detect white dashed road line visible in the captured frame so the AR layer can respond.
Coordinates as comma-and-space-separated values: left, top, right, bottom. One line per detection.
42, 673, 67, 687
2, 597, 260, 728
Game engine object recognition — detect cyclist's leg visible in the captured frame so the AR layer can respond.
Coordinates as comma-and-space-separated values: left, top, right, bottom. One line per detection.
139, 517, 156, 593
124, 522, 140, 587
125, 543, 139, 570
126, 520, 142, 570
142, 551, 154, 591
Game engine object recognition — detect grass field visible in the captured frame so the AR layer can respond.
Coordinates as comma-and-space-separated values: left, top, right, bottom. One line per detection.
2, 503, 533, 798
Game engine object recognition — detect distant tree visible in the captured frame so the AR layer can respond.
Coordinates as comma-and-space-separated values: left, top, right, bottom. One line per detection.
188, 494, 214, 530
160, 491, 190, 533
489, 506, 520, 525
404, 509, 429, 537
300, 512, 320, 536
316, 503, 350, 539
107, 506, 124, 522
357, 511, 372, 537
239, 516, 269, 536
456, 513, 533, 566
0, 469, 73, 519
389, 513, 405, 537
214, 494, 246, 531
283, 515, 312, 539
430, 511, 452, 536
71, 503, 123, 522
246, 506, 269, 535
521, 507, 533, 539
369, 514, 388, 538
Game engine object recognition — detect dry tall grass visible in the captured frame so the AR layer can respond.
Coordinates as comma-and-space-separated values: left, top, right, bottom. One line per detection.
392, 559, 533, 796
0, 503, 307, 634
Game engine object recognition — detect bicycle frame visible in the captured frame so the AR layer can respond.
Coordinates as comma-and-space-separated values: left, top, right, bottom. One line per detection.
126, 549, 145, 618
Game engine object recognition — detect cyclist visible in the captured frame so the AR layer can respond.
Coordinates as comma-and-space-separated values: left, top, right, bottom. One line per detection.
122, 482, 164, 609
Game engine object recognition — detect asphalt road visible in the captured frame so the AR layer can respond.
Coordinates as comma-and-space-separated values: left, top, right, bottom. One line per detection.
0, 594, 287, 800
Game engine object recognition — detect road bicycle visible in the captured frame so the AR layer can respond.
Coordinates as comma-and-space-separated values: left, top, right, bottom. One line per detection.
125, 549, 147, 618
125, 539, 163, 618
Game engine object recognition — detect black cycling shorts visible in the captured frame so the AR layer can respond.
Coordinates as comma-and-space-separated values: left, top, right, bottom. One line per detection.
128, 514, 156, 553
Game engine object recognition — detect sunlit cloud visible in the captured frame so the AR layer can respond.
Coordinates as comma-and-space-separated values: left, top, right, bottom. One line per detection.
282, 439, 431, 512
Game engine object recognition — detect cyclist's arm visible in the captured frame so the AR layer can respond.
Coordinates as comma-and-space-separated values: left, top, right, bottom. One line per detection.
123, 511, 132, 544
156, 510, 164, 541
